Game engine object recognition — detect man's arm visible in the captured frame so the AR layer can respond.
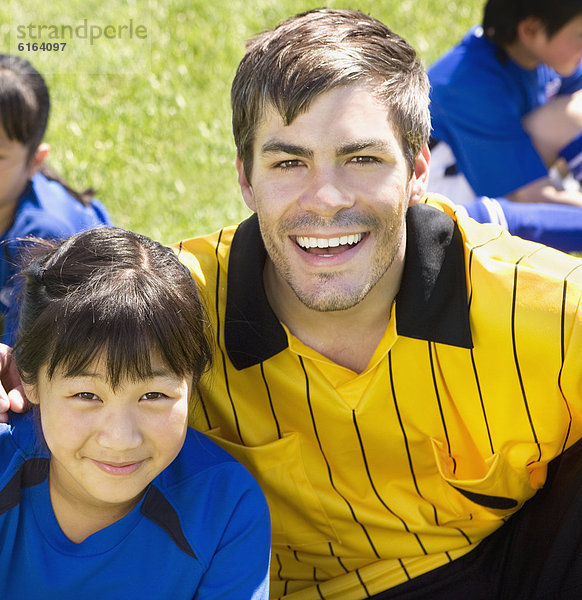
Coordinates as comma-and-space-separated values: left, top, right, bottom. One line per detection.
0, 344, 26, 423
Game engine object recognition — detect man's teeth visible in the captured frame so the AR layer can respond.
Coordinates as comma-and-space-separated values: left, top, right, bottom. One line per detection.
296, 233, 363, 249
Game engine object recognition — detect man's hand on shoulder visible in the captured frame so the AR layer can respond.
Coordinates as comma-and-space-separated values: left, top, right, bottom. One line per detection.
0, 344, 26, 424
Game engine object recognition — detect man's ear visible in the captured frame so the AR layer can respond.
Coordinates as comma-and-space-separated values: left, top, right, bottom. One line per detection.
409, 143, 430, 205
236, 156, 256, 212
27, 143, 50, 178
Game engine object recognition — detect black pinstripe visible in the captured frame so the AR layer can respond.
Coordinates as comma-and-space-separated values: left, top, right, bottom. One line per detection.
352, 409, 428, 555
329, 542, 349, 573
389, 350, 450, 537
428, 342, 456, 473
260, 362, 282, 440
397, 558, 411, 581
355, 569, 371, 598
558, 265, 582, 453
466, 232, 505, 456
510, 252, 542, 464
214, 228, 245, 445
299, 356, 381, 560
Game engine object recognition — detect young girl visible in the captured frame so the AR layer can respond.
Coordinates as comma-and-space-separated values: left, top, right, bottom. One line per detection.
0, 54, 111, 344
0, 227, 270, 599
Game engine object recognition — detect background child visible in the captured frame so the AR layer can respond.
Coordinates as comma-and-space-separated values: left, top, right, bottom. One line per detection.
428, 0, 582, 252
0, 54, 111, 343
0, 227, 270, 599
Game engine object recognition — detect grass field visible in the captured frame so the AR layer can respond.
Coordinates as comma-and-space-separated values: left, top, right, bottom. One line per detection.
1, 0, 483, 244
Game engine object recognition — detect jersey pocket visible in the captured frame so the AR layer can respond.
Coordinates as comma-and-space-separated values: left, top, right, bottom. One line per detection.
205, 429, 339, 547
431, 438, 534, 517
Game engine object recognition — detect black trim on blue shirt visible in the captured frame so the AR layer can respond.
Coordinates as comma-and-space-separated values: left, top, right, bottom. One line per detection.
0, 457, 49, 515
141, 484, 197, 559
225, 203, 473, 370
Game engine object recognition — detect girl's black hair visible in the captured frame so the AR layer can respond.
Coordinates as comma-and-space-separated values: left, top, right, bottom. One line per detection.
13, 227, 212, 389
0, 54, 95, 206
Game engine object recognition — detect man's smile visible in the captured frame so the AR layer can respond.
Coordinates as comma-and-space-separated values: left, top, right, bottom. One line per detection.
294, 233, 366, 255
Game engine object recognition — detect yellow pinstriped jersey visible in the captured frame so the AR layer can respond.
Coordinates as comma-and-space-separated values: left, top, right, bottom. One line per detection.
174, 196, 582, 600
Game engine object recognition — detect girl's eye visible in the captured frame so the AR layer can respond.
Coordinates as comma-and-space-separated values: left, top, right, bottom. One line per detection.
140, 392, 168, 401
75, 392, 99, 401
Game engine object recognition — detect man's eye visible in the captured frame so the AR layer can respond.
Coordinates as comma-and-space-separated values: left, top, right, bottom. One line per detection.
275, 159, 302, 169
350, 156, 380, 165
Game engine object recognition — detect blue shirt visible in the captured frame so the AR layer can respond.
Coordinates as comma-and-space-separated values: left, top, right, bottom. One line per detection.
0, 412, 271, 600
0, 173, 112, 344
429, 26, 582, 197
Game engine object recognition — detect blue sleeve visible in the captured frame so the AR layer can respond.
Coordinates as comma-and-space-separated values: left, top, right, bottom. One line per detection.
14, 202, 110, 240
0, 176, 113, 344
87, 198, 113, 226
2, 307, 21, 346
12, 211, 82, 240
194, 472, 271, 599
430, 68, 547, 196
21, 174, 112, 238
0, 422, 17, 486
428, 30, 549, 196
0, 413, 40, 481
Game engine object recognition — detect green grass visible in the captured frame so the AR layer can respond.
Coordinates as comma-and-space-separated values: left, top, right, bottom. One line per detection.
0, 0, 483, 244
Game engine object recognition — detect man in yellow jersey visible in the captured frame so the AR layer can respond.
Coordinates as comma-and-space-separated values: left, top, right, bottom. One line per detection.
173, 9, 582, 599
4, 8, 582, 600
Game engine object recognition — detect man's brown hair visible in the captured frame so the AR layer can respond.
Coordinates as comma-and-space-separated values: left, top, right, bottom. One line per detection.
231, 9, 431, 179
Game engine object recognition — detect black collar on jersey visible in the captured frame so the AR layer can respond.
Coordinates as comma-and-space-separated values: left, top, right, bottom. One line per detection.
225, 203, 473, 370
396, 203, 473, 349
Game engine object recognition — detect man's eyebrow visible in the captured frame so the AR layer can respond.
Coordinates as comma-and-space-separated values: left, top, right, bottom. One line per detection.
260, 141, 313, 159
259, 139, 393, 159
337, 139, 392, 156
